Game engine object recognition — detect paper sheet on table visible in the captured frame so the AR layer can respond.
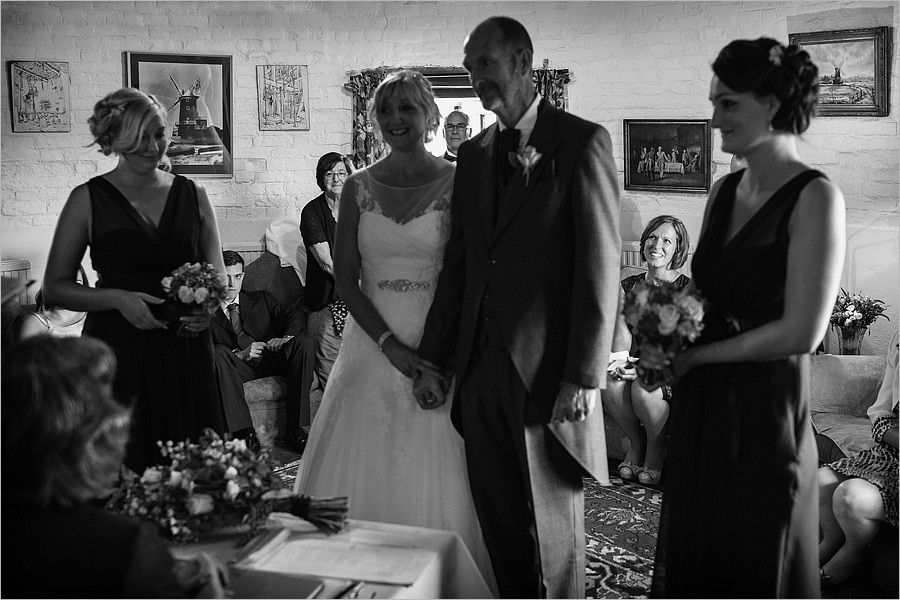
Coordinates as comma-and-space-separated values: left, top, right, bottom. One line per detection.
251, 539, 438, 585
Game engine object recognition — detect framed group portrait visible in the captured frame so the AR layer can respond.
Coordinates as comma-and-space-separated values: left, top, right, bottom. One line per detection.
788, 26, 891, 117
7, 60, 71, 133
624, 119, 711, 193
124, 52, 233, 177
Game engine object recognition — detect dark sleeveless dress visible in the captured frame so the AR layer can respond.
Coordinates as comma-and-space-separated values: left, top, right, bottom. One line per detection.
83, 175, 224, 472
651, 170, 823, 598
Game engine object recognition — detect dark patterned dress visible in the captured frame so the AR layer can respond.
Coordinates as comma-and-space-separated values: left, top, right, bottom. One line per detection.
652, 170, 824, 598
83, 175, 224, 472
828, 337, 898, 528
621, 272, 691, 402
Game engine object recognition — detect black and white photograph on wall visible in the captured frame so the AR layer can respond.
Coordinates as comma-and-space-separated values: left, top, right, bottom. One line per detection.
257, 65, 310, 131
124, 52, 233, 177
624, 119, 711, 193
7, 60, 71, 133
789, 26, 890, 117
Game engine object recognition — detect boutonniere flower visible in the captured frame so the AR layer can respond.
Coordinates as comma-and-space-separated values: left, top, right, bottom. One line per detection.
517, 145, 543, 185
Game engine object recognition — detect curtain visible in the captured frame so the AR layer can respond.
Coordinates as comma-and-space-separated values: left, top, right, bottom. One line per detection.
346, 67, 570, 167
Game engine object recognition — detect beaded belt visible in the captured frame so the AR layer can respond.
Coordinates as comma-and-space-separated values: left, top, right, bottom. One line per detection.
377, 279, 430, 292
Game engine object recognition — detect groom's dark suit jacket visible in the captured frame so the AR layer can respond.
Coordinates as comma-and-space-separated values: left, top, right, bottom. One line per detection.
420, 99, 620, 482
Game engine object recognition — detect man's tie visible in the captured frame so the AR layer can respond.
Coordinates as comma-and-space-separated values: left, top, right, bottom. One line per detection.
227, 303, 255, 350
497, 127, 520, 187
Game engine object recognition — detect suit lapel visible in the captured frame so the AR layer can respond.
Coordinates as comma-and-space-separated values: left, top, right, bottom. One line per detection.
493, 100, 560, 240
474, 125, 500, 242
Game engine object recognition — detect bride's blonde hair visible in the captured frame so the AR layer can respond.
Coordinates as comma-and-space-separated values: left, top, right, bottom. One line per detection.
368, 69, 442, 144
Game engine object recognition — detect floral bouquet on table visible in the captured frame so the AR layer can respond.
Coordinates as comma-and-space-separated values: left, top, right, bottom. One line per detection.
159, 262, 226, 337
622, 281, 706, 391
830, 288, 889, 330
105, 429, 349, 546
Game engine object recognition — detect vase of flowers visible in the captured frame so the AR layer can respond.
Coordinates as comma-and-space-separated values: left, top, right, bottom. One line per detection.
105, 429, 348, 546
621, 281, 706, 391
831, 288, 890, 354
830, 289, 890, 355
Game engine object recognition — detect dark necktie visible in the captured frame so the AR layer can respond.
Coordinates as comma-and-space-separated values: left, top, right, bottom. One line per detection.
228, 303, 255, 350
497, 128, 519, 186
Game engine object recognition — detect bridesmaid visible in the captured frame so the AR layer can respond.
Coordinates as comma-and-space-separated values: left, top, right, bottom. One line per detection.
43, 88, 227, 472
647, 38, 846, 597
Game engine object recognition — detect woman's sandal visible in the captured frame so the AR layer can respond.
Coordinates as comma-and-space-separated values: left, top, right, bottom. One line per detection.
637, 467, 662, 485
617, 461, 639, 481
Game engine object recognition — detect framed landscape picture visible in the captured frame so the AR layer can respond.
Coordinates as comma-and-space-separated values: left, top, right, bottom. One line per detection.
124, 52, 233, 177
8, 60, 71, 132
256, 65, 310, 131
789, 26, 890, 117
624, 119, 711, 193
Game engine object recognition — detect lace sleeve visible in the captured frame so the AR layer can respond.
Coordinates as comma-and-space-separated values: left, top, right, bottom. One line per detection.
873, 413, 898, 444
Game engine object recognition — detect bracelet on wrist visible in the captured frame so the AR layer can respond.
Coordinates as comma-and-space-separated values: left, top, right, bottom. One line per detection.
376, 331, 394, 352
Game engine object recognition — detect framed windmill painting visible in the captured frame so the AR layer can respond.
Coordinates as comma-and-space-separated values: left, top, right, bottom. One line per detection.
788, 27, 890, 117
124, 52, 233, 177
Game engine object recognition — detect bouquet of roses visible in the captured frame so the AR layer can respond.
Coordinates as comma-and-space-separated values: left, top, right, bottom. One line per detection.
105, 429, 349, 546
622, 281, 705, 391
830, 288, 889, 330
159, 262, 226, 336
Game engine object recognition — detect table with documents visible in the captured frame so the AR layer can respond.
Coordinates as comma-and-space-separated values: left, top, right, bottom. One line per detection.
170, 517, 494, 599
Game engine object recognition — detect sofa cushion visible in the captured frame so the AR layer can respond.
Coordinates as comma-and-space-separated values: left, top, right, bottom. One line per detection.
242, 251, 304, 314
809, 354, 885, 458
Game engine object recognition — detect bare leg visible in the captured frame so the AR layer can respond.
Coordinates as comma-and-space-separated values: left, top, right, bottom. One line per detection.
601, 380, 645, 470
631, 385, 669, 473
818, 466, 845, 566
822, 478, 886, 584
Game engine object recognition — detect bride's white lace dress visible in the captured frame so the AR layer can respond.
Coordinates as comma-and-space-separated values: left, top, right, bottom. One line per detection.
294, 167, 496, 593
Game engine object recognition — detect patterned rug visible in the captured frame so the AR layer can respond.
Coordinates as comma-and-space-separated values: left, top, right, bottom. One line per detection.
584, 474, 661, 599
274, 454, 662, 599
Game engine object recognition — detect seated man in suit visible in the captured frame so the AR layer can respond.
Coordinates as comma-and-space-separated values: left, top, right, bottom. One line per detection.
211, 250, 315, 455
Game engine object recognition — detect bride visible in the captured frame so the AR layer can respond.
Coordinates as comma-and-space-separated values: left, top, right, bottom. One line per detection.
294, 70, 496, 594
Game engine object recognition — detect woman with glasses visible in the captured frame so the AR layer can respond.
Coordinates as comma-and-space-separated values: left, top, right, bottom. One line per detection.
298, 152, 352, 447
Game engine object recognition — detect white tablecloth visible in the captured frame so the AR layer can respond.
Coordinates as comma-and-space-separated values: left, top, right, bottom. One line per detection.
663, 162, 685, 174
171, 518, 494, 599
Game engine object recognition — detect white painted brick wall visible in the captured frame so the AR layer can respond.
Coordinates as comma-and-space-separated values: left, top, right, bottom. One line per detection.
2, 0, 898, 353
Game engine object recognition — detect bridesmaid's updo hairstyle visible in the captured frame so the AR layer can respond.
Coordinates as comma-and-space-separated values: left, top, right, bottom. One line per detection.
368, 69, 441, 144
713, 38, 819, 134
88, 87, 167, 156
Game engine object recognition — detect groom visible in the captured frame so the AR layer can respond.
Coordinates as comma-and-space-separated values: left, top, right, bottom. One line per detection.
415, 16, 621, 599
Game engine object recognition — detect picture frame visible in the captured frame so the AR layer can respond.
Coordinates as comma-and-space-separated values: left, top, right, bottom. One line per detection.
124, 52, 233, 177
7, 60, 71, 133
256, 65, 310, 131
788, 26, 891, 117
623, 119, 711, 193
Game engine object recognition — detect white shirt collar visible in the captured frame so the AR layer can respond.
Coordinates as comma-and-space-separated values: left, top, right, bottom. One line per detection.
498, 93, 541, 153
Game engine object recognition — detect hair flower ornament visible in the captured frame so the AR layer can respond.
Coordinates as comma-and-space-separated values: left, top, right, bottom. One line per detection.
517, 145, 543, 185
768, 45, 784, 66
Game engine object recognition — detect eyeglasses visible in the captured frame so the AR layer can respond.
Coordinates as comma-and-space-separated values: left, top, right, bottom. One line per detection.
444, 124, 469, 132
325, 171, 348, 181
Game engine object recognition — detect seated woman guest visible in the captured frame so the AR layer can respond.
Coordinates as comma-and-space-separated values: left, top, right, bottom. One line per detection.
818, 329, 898, 588
14, 268, 89, 341
1, 336, 225, 598
602, 215, 691, 485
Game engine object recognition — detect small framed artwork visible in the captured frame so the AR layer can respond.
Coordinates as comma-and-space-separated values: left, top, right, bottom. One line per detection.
788, 27, 891, 117
124, 52, 233, 177
7, 60, 71, 132
257, 65, 310, 131
624, 119, 711, 193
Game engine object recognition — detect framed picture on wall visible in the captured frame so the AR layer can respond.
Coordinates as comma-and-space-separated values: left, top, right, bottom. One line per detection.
788, 26, 890, 117
256, 65, 310, 131
7, 60, 71, 133
124, 52, 233, 177
624, 119, 711, 193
